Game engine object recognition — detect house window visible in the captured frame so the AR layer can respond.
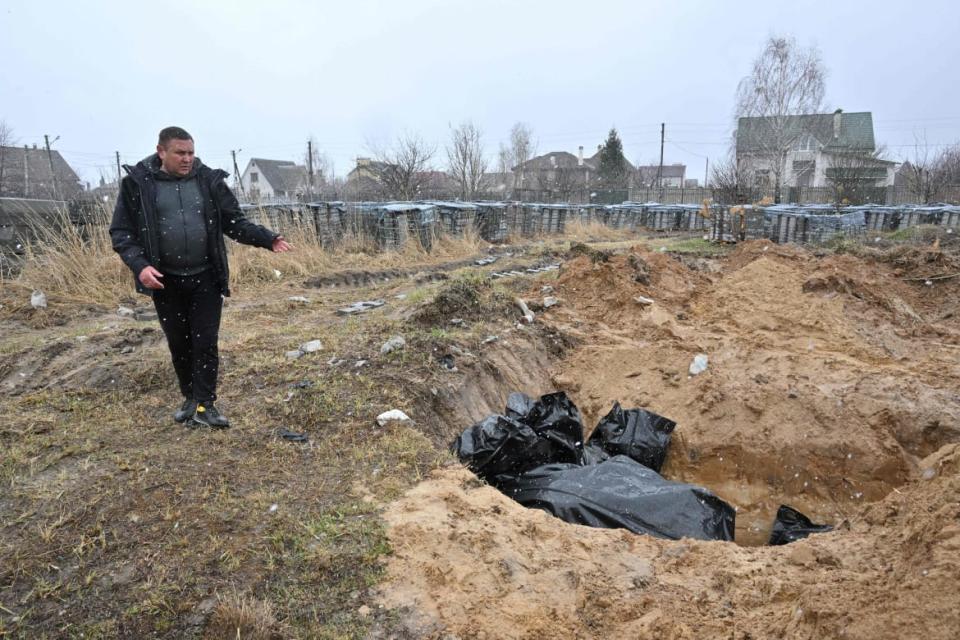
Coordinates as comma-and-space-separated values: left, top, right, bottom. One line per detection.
250, 172, 259, 183
754, 169, 770, 186
795, 134, 817, 152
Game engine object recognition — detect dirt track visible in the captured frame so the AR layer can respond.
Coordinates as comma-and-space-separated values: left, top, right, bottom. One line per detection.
380, 240, 960, 639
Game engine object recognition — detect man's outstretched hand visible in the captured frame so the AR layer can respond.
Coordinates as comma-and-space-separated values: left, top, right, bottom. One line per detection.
138, 265, 165, 290
272, 236, 293, 253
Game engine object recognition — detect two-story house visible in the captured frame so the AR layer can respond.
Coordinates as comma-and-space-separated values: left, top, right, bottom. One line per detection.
736, 110, 895, 190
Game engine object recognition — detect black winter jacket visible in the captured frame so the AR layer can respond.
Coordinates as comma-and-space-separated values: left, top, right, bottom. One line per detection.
110, 155, 278, 296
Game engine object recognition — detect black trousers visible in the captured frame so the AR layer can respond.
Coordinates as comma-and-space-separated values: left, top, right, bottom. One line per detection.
152, 269, 223, 403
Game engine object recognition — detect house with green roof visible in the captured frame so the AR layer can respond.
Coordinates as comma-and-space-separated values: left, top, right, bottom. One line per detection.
736, 110, 896, 191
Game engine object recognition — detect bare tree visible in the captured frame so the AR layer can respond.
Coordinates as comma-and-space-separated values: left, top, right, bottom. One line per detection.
824, 145, 890, 207
903, 136, 960, 204
735, 36, 827, 203
0, 120, 14, 196
710, 154, 759, 205
370, 132, 437, 201
447, 120, 488, 200
508, 122, 536, 190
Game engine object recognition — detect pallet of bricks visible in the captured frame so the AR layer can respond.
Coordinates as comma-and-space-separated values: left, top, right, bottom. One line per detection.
473, 202, 510, 242
429, 202, 476, 238
366, 203, 439, 251
600, 204, 638, 230
759, 205, 866, 244
861, 204, 960, 232
303, 202, 350, 249
511, 204, 572, 237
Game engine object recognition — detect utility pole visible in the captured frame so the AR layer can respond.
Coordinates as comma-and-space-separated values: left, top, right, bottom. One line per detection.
231, 149, 245, 198
704, 158, 709, 189
116, 151, 122, 184
44, 134, 61, 201
23, 144, 29, 197
306, 138, 315, 201
657, 123, 665, 199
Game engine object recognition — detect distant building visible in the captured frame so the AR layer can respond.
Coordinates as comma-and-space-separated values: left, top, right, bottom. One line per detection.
684, 178, 699, 189
345, 158, 458, 200
735, 110, 895, 189
0, 144, 83, 199
634, 164, 687, 189
240, 158, 308, 202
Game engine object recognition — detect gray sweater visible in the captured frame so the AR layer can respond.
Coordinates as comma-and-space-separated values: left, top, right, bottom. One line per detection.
153, 160, 210, 276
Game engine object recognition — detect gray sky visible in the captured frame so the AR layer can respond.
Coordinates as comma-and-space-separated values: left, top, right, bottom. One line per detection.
3, 0, 959, 186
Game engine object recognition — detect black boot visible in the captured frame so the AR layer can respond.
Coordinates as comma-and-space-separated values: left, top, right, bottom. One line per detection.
192, 403, 230, 429
174, 398, 198, 423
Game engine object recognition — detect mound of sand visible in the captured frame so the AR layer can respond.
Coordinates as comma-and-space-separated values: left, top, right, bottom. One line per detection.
380, 445, 960, 639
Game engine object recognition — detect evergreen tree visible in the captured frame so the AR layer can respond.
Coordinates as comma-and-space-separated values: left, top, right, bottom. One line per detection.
597, 128, 628, 188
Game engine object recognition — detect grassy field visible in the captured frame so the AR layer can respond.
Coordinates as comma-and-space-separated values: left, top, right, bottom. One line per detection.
1, 217, 667, 638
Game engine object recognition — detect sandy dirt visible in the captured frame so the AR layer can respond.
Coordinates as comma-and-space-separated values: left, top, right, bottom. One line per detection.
379, 240, 960, 638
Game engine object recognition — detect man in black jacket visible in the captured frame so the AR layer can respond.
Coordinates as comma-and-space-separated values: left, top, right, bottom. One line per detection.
110, 126, 291, 428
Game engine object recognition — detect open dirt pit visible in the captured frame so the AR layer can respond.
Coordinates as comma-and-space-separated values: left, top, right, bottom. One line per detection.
379, 240, 960, 639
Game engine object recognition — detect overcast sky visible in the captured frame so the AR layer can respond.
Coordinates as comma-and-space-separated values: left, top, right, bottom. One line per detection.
2, 0, 959, 186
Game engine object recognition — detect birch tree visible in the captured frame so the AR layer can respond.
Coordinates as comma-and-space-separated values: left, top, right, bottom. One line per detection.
735, 36, 827, 203
447, 120, 488, 200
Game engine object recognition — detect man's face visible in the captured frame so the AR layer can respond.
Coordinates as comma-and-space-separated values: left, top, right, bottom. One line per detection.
157, 138, 195, 176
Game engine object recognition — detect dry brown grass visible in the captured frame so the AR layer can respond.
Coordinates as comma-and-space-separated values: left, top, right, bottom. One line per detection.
561, 218, 631, 242
14, 205, 129, 305
203, 593, 286, 639
7, 206, 489, 309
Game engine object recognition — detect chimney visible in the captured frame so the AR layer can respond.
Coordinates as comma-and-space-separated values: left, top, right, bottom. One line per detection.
578, 146, 584, 166
833, 108, 843, 139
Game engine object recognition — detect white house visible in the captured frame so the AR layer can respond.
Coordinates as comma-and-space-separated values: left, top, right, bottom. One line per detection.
240, 158, 308, 203
736, 110, 896, 190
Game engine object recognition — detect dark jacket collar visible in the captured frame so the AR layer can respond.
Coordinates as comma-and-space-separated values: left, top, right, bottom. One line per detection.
124, 154, 228, 182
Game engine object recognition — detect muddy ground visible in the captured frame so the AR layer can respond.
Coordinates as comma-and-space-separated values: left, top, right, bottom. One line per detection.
1, 234, 959, 638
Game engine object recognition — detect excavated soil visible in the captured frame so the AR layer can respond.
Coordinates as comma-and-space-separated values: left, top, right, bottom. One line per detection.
379, 240, 960, 638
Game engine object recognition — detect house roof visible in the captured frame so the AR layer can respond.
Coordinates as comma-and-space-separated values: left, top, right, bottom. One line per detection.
0, 145, 83, 198
517, 151, 584, 172
636, 164, 686, 180
248, 158, 307, 193
736, 111, 876, 153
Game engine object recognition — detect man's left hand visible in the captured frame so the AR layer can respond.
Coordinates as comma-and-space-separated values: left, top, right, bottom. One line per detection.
272, 236, 293, 253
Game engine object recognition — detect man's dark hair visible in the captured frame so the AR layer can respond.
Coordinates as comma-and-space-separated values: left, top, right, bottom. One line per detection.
158, 126, 193, 147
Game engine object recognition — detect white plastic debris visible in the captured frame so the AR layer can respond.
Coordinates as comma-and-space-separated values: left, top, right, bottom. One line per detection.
117, 305, 135, 318
515, 298, 534, 324
273, 269, 282, 279
380, 335, 406, 355
482, 335, 499, 344
299, 340, 323, 353
543, 296, 559, 309
285, 350, 304, 360
376, 409, 412, 427
268, 503, 278, 513
288, 296, 310, 303
689, 353, 709, 376
633, 295, 654, 306
30, 290, 47, 309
